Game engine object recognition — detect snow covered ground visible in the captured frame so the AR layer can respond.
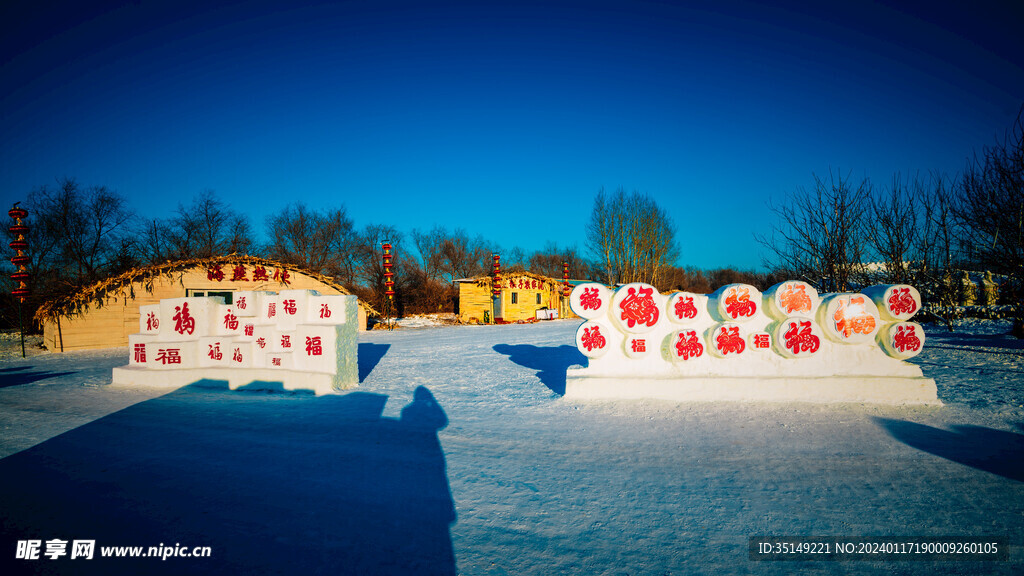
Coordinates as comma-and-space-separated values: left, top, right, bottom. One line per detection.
0, 319, 1022, 575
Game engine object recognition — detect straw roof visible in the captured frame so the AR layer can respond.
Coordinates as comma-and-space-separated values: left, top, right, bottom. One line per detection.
34, 254, 378, 321
458, 270, 567, 287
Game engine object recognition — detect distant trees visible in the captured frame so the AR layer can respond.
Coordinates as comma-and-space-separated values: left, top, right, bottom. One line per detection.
26, 178, 135, 292
587, 187, 678, 286
140, 193, 254, 263
265, 203, 359, 283
759, 170, 871, 292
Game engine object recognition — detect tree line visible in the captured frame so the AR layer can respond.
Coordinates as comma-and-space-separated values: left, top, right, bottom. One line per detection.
758, 109, 1024, 325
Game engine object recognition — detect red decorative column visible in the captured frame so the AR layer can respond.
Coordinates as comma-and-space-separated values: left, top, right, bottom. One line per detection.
8, 203, 30, 357
492, 254, 501, 323
382, 242, 395, 330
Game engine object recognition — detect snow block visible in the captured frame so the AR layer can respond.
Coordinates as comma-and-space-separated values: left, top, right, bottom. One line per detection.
570, 283, 612, 320
566, 281, 939, 405
157, 297, 223, 341
862, 284, 921, 322
113, 289, 360, 395
138, 304, 162, 335
763, 281, 820, 320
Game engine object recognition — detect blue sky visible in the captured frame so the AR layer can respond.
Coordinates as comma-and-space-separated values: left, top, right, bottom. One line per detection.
2, 0, 1022, 270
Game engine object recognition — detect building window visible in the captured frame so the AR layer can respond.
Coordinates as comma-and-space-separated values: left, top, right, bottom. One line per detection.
536, 294, 542, 305
186, 289, 233, 304
511, 293, 518, 304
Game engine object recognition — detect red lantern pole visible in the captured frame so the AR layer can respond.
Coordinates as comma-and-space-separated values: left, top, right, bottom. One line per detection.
382, 242, 395, 330
491, 254, 501, 324
8, 203, 30, 357
562, 261, 570, 296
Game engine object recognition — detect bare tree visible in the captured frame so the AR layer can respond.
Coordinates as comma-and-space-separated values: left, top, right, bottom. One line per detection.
143, 192, 254, 262
586, 187, 678, 286
27, 178, 135, 288
266, 203, 359, 282
868, 173, 921, 284
759, 170, 871, 292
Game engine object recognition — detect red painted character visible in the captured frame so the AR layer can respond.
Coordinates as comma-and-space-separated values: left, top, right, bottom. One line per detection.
236, 296, 247, 310
208, 344, 223, 360
579, 287, 602, 311
619, 286, 659, 328
674, 330, 704, 360
253, 266, 270, 282
893, 325, 922, 353
724, 287, 756, 319
752, 333, 770, 349
223, 312, 239, 330
833, 297, 877, 338
715, 326, 745, 355
156, 348, 181, 365
207, 265, 224, 282
778, 284, 812, 314
256, 337, 266, 349
784, 320, 820, 354
232, 348, 243, 363
244, 324, 254, 337
283, 299, 297, 315
631, 339, 646, 353
320, 303, 332, 318
173, 303, 195, 335
133, 343, 146, 363
231, 265, 248, 282
146, 312, 159, 331
674, 296, 697, 320
581, 326, 606, 352
887, 287, 918, 316
306, 336, 323, 356
281, 335, 291, 348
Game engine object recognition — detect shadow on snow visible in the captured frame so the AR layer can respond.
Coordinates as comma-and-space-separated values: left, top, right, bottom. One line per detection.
874, 417, 1024, 482
492, 343, 586, 396
0, 384, 456, 575
358, 342, 391, 382
0, 366, 78, 389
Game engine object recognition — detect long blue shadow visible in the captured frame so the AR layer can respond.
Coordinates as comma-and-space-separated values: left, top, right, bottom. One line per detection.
359, 343, 391, 382
492, 344, 586, 396
874, 417, 1024, 482
0, 384, 455, 575
0, 367, 78, 389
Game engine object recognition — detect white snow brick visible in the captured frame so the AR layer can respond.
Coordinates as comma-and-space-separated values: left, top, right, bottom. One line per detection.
569, 283, 612, 320
212, 304, 244, 337
763, 280, 820, 320
138, 304, 162, 335
230, 290, 271, 318
817, 293, 881, 344
709, 284, 762, 323
197, 336, 232, 368
128, 334, 159, 367
878, 321, 926, 359
305, 294, 350, 324
665, 292, 708, 325
274, 289, 320, 331
157, 297, 223, 341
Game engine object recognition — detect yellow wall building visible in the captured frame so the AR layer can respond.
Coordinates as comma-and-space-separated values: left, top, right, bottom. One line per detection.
35, 255, 376, 352
457, 272, 577, 324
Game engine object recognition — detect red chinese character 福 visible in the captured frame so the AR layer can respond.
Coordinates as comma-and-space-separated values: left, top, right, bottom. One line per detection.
283, 299, 297, 315
173, 303, 195, 335
752, 333, 771, 349
146, 312, 159, 331
319, 303, 331, 319
581, 326, 606, 351
715, 326, 745, 355
155, 348, 182, 365
271, 358, 282, 366
783, 320, 820, 355
833, 296, 877, 338
888, 287, 918, 316
630, 339, 646, 353
724, 287, 756, 319
306, 336, 323, 356
281, 335, 291, 348
579, 287, 602, 311
619, 286, 659, 329
232, 348, 243, 363
244, 324, 254, 336
778, 284, 812, 314
133, 343, 146, 363
236, 296, 247, 310
674, 331, 703, 360
674, 296, 697, 320
267, 303, 276, 318
893, 325, 922, 353
208, 344, 223, 360
223, 312, 239, 330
